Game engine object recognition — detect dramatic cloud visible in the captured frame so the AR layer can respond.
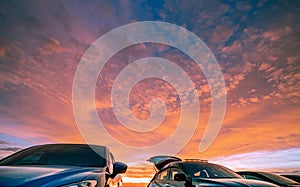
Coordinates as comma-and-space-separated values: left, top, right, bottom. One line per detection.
0, 0, 299, 182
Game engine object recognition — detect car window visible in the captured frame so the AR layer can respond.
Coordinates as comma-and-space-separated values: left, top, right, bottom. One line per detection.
170, 168, 184, 180
243, 174, 264, 181
158, 170, 169, 180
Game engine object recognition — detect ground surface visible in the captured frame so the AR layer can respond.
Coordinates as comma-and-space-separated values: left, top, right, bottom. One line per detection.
123, 183, 147, 187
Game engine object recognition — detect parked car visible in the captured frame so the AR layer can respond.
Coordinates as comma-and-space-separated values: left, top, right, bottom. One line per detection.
237, 171, 300, 187
147, 156, 278, 187
0, 144, 127, 187
281, 175, 300, 183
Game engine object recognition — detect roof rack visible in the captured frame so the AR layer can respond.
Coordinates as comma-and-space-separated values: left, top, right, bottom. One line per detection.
184, 159, 208, 163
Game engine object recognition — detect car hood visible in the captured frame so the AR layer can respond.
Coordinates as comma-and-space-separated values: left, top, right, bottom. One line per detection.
194, 178, 279, 186
147, 155, 182, 170
0, 165, 105, 187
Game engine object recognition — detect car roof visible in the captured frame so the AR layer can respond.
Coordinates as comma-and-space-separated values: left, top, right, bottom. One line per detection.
162, 160, 210, 170
28, 143, 108, 151
1, 143, 110, 162
32, 143, 109, 155
32, 143, 107, 148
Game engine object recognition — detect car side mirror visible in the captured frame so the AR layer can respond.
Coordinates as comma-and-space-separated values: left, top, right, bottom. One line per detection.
174, 173, 187, 181
113, 162, 127, 175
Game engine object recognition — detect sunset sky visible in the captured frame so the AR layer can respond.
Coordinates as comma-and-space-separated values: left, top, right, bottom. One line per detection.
0, 0, 300, 183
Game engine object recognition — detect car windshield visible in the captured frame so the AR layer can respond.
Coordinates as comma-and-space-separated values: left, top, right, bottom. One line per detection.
282, 175, 300, 183
0, 144, 106, 167
183, 162, 243, 179
260, 172, 299, 185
